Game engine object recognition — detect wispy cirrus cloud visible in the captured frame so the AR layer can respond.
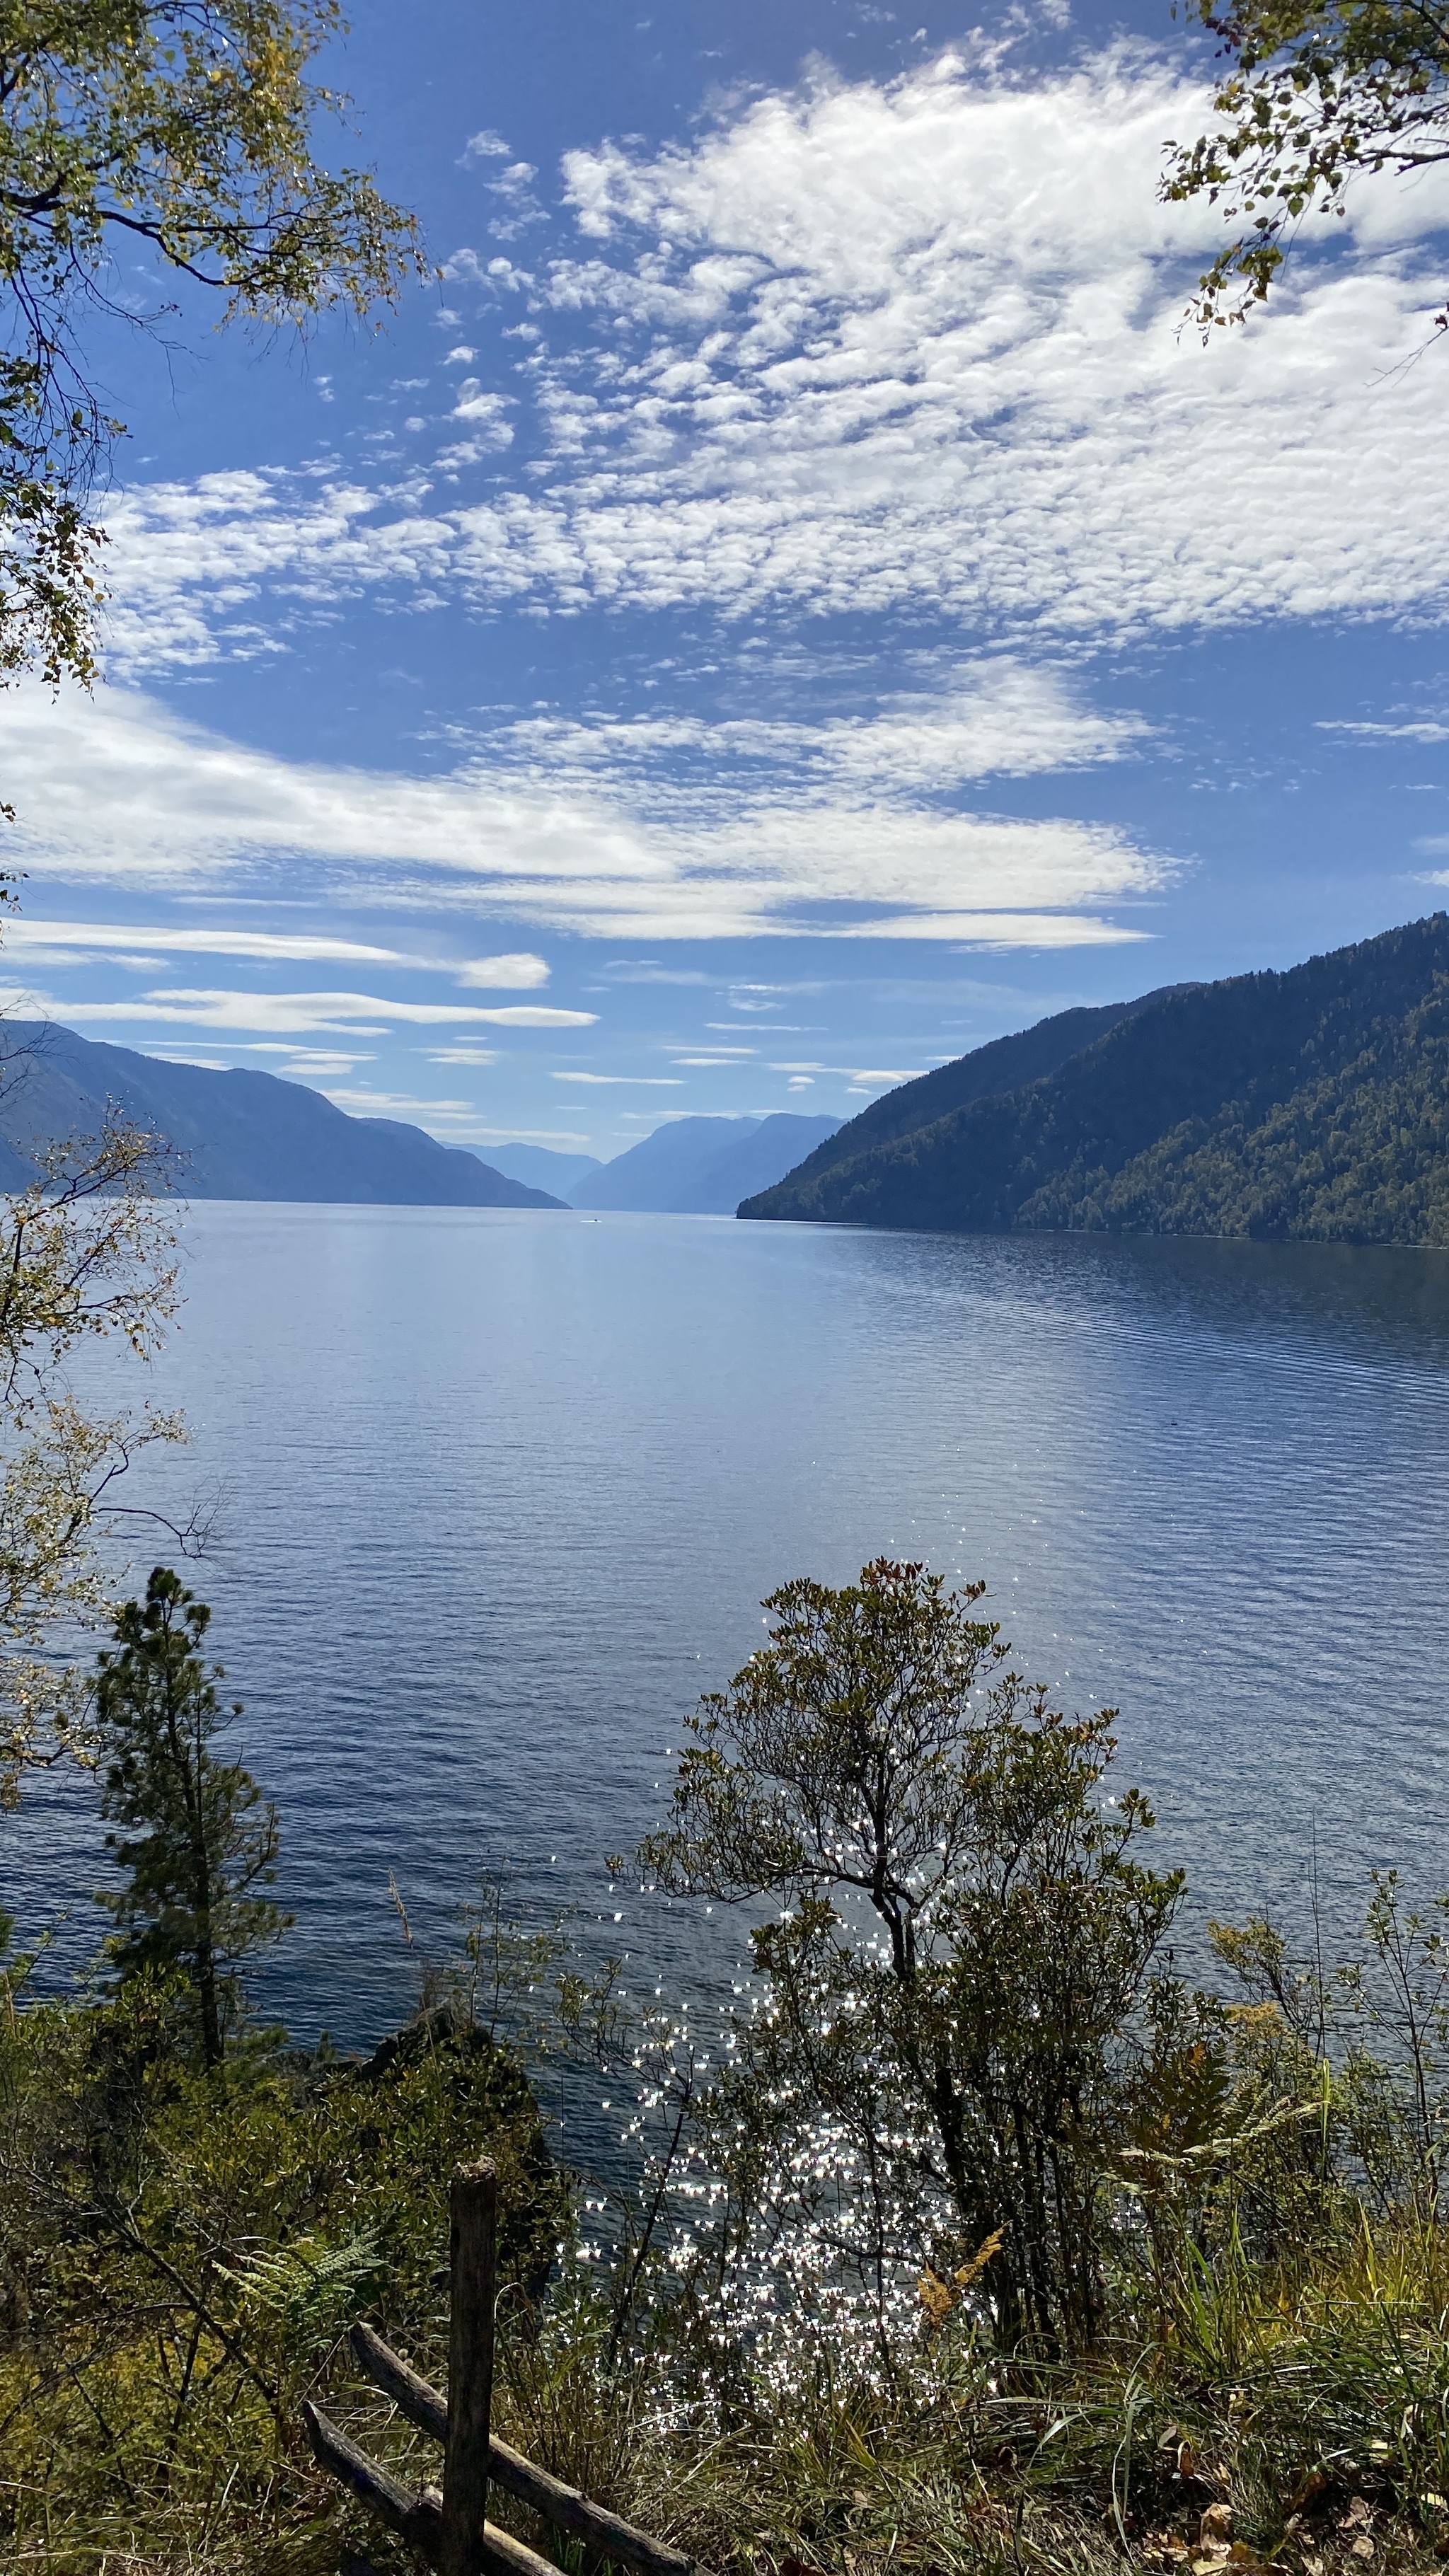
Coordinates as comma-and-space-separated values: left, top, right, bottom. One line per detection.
0, 918, 551, 986
1320, 720, 1449, 744
6, 986, 598, 1036
0, 679, 1167, 946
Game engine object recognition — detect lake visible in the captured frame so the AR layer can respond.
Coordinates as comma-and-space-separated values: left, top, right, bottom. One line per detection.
6, 1203, 1449, 2050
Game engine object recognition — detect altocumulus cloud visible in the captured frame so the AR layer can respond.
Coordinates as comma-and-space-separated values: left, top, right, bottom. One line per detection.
93, 49, 1449, 660
17, 45, 1444, 962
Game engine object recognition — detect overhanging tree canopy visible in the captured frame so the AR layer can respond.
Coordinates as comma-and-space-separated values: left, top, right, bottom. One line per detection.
0, 1, 422, 685
1164, 0, 1449, 327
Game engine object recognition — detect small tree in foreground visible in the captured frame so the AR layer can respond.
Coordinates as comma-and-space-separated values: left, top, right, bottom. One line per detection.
95, 1567, 289, 2068
642, 1559, 1185, 2355
0, 1107, 188, 1808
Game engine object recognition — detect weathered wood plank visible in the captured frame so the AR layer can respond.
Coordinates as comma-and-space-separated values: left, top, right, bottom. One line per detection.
307, 2401, 565, 2576
347, 2324, 694, 2576
442, 2159, 497, 2576
351, 2321, 447, 2443
487, 2433, 695, 2576
302, 2400, 441, 2563
478, 2523, 575, 2576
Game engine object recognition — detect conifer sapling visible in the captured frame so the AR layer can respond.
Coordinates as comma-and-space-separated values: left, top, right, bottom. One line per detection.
94, 1568, 289, 2067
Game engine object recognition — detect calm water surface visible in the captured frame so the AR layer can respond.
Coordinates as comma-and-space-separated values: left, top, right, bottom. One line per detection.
6, 1204, 1449, 2045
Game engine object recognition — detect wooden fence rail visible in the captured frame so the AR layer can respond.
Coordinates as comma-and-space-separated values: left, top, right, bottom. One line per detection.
304, 2158, 694, 2576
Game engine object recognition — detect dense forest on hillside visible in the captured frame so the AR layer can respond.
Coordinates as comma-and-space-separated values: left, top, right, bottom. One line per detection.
768, 991, 1179, 1201
743, 917, 1449, 1243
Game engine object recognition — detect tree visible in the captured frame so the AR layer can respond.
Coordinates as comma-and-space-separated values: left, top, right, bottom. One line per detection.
0, 1103, 188, 1806
1162, 0, 1449, 327
641, 1560, 1184, 2354
0, 2, 422, 688
94, 1565, 289, 2067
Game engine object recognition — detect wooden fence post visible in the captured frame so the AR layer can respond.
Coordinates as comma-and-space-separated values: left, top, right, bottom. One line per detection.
441, 2158, 497, 2576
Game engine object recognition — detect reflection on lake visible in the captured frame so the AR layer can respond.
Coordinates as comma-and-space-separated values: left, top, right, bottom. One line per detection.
6, 1206, 1449, 2044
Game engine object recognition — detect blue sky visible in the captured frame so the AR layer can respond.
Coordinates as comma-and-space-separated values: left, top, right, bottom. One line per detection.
2, 0, 1448, 1158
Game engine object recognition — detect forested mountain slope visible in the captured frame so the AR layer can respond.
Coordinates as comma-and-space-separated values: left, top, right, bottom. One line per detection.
740, 917, 1449, 1245
767, 987, 1187, 1204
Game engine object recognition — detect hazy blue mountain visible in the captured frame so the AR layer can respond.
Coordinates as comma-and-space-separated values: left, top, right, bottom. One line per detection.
0, 1024, 565, 1208
741, 916, 1449, 1246
569, 1116, 761, 1211
688, 1114, 846, 1214
569, 1112, 841, 1213
484, 1142, 604, 1197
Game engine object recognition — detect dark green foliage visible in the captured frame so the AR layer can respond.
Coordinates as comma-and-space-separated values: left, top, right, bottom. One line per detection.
760, 988, 1189, 1206
1162, 0, 1449, 330
741, 915, 1449, 1245
642, 1560, 1187, 2356
0, 1, 422, 687
18, 1556, 1449, 2575
0, 1975, 568, 2570
95, 1566, 289, 2067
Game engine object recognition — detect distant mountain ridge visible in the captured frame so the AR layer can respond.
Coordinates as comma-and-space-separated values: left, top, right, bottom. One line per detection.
485, 1142, 604, 1196
0, 1024, 565, 1208
570, 1113, 841, 1213
741, 917, 1449, 1247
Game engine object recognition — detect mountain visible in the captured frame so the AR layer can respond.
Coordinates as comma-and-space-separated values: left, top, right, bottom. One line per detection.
759, 987, 1191, 1206
740, 917, 1449, 1247
483, 1143, 604, 1197
681, 1114, 848, 1214
570, 1112, 841, 1213
0, 1024, 565, 1208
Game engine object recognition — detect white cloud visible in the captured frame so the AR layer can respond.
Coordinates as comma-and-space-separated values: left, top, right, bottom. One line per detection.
1322, 720, 1449, 744
472, 1005, 599, 1025
0, 918, 417, 966
553, 1071, 683, 1084
324, 1087, 480, 1119
94, 50, 1449, 662
847, 911, 1155, 946
449, 381, 514, 444
488, 669, 1147, 787
17, 985, 599, 1036
483, 159, 549, 241
246, 1041, 374, 1060
267, 1053, 371, 1078
455, 953, 550, 986
0, 683, 1167, 946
